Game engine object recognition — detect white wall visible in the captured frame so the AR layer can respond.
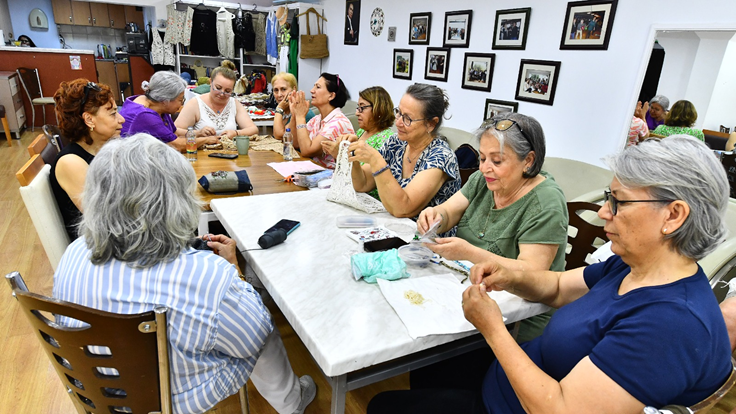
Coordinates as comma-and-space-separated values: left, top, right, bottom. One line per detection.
703, 34, 736, 131
317, 0, 736, 166
0, 0, 13, 44
656, 32, 700, 103
7, 0, 59, 48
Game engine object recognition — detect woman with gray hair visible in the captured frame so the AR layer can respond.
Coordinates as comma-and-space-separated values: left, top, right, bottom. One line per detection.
371, 135, 733, 414
119, 70, 219, 151
635, 94, 670, 132
52, 133, 316, 414
417, 112, 567, 343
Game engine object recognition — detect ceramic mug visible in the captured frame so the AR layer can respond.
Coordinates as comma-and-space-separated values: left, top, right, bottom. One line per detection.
235, 136, 250, 155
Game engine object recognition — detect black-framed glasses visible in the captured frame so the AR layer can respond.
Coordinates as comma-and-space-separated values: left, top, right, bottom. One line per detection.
356, 104, 373, 113
394, 107, 425, 127
603, 189, 674, 216
79, 82, 101, 116
488, 119, 533, 151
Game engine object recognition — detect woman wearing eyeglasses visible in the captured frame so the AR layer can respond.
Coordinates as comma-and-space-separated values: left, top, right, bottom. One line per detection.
120, 71, 220, 151
341, 84, 460, 229
288, 72, 355, 168
370, 135, 732, 414
50, 79, 125, 241
175, 60, 258, 140
416, 113, 567, 344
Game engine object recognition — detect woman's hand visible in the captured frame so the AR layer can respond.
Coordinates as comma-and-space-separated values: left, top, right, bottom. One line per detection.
197, 126, 217, 137
222, 130, 238, 140
204, 234, 239, 267
634, 101, 649, 120
462, 283, 503, 332
469, 260, 515, 290
289, 91, 310, 118
277, 91, 292, 111
417, 207, 443, 235
425, 237, 472, 261
322, 134, 358, 159
347, 139, 380, 165
199, 135, 221, 147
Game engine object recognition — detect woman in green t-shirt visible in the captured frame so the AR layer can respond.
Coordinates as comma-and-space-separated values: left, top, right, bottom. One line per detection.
417, 113, 568, 342
652, 100, 704, 141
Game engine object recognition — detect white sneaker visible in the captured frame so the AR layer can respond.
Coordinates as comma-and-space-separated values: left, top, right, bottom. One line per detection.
291, 375, 317, 414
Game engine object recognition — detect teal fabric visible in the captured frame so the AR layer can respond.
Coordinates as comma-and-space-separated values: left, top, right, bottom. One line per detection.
350, 249, 409, 283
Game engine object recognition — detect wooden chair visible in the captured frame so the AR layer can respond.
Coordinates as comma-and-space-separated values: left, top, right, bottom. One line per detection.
5, 271, 173, 414
15, 154, 71, 270
565, 202, 609, 270
655, 357, 736, 413
16, 67, 56, 131
0, 104, 11, 146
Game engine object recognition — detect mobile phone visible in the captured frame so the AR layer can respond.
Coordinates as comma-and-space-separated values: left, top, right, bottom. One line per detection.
265, 219, 301, 235
208, 153, 238, 159
364, 237, 408, 252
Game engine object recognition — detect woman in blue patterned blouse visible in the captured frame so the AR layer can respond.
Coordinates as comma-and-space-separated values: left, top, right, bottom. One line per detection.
343, 84, 461, 230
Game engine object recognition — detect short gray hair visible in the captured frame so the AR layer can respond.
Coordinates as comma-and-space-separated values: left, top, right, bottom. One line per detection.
605, 135, 728, 260
650, 94, 670, 111
476, 112, 546, 178
142, 71, 186, 103
405, 83, 450, 134
80, 133, 202, 267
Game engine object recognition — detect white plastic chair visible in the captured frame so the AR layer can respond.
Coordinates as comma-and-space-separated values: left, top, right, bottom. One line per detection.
438, 126, 477, 151
542, 157, 614, 203
15, 155, 70, 270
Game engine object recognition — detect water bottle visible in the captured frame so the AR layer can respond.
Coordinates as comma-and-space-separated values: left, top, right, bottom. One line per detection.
186, 127, 197, 162
283, 128, 293, 161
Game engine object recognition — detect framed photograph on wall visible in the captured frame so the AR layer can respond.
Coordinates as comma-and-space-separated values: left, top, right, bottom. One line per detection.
461, 52, 495, 92
559, 0, 618, 50
443, 10, 472, 48
393, 49, 414, 80
409, 12, 431, 45
484, 99, 519, 121
344, 0, 361, 45
492, 8, 531, 50
425, 48, 451, 82
515, 59, 561, 106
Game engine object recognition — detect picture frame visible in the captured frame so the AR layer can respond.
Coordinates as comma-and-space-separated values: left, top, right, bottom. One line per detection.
344, 0, 361, 45
443, 10, 472, 48
408, 12, 431, 45
515, 59, 561, 106
393, 49, 414, 80
492, 8, 532, 50
483, 99, 519, 121
559, 0, 618, 50
425, 48, 451, 82
461, 52, 495, 92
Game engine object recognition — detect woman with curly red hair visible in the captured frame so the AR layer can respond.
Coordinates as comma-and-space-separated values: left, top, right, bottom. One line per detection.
50, 79, 124, 240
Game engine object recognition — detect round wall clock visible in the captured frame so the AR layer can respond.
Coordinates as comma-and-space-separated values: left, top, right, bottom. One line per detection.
370, 8, 384, 37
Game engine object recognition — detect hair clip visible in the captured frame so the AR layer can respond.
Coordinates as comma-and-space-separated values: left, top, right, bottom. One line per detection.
336, 74, 340, 87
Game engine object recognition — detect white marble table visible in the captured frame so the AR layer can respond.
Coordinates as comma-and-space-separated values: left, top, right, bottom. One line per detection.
211, 190, 549, 413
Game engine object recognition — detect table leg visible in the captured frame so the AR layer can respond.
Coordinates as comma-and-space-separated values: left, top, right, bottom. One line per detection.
329, 374, 347, 414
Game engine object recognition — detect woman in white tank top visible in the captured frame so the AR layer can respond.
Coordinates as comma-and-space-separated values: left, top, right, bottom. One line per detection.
175, 60, 258, 141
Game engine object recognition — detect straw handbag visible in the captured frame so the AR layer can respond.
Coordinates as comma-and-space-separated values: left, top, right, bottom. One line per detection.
300, 8, 329, 59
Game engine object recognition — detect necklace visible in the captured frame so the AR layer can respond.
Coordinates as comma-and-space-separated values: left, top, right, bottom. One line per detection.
406, 142, 429, 163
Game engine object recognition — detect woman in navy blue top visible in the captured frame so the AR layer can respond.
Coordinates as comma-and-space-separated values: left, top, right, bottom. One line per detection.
369, 135, 733, 414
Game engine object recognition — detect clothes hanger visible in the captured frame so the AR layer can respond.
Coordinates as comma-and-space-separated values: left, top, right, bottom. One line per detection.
297, 7, 328, 21
194, 3, 207, 10
237, 3, 243, 18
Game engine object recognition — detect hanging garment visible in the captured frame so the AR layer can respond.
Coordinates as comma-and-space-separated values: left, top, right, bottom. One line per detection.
190, 8, 218, 56
164, 4, 194, 46
279, 44, 289, 73
151, 28, 175, 66
288, 37, 298, 79
233, 15, 246, 49
191, 59, 208, 78
242, 13, 256, 52
216, 10, 236, 59
253, 13, 266, 56
266, 10, 278, 65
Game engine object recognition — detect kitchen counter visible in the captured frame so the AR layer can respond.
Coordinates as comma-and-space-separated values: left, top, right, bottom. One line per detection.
0, 46, 94, 54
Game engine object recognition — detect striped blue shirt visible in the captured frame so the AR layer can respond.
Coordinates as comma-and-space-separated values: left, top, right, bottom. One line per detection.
53, 237, 274, 414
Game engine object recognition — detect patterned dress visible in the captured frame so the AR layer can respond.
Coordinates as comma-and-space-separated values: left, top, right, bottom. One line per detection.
306, 108, 355, 168
652, 124, 705, 141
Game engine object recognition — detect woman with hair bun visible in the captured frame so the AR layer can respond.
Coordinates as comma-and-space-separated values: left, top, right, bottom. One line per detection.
50, 78, 124, 240
176, 60, 258, 139
120, 71, 220, 151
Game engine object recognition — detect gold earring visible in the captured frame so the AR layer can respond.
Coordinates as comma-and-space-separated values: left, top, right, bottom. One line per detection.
662, 228, 667, 235
90, 125, 94, 132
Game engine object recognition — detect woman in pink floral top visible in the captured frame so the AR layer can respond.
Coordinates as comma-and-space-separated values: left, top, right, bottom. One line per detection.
289, 73, 355, 168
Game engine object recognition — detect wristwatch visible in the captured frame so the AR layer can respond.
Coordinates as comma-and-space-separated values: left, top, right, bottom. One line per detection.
275, 107, 285, 115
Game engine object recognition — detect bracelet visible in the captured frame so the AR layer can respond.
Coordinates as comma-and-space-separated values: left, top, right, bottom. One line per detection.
275, 107, 285, 115
296, 124, 307, 130
372, 165, 390, 177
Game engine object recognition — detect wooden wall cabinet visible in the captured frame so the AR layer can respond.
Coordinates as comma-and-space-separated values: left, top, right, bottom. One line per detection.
52, 0, 123, 28
72, 1, 92, 26
108, 4, 126, 29
124, 6, 144, 30
51, 0, 73, 25
90, 2, 110, 27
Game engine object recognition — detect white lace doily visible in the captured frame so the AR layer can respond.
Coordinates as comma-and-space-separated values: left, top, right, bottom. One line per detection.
327, 141, 386, 213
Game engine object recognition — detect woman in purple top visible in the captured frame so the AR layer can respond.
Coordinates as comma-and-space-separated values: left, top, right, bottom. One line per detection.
120, 71, 219, 152
635, 94, 669, 132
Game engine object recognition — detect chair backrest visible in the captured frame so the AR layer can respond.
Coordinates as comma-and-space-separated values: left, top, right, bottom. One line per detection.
700, 199, 736, 290
438, 126, 477, 151
43, 124, 69, 151
15, 155, 71, 270
28, 133, 59, 164
656, 357, 736, 413
566, 202, 609, 270
16, 67, 43, 101
542, 157, 613, 202
704, 129, 729, 151
5, 271, 172, 414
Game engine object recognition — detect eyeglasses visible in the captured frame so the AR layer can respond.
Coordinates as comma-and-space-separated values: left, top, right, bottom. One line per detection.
603, 189, 674, 216
394, 107, 425, 127
80, 82, 101, 116
212, 84, 233, 97
488, 119, 533, 152
356, 104, 373, 113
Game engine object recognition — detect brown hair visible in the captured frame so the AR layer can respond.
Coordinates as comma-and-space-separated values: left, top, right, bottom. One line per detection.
54, 79, 114, 145
359, 86, 395, 131
210, 59, 238, 83
665, 100, 698, 128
